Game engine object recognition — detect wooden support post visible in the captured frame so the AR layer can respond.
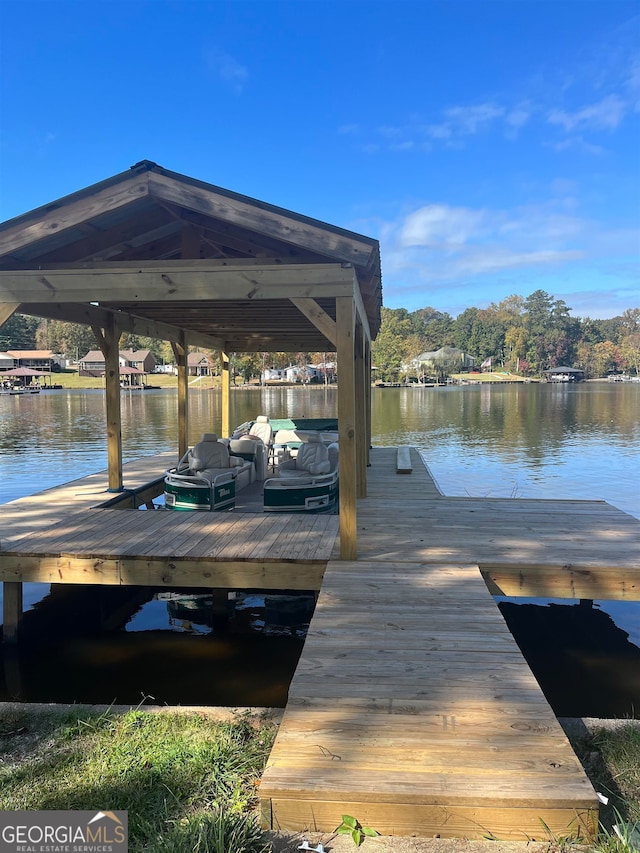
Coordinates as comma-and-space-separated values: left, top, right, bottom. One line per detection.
336, 297, 357, 560
354, 320, 367, 498
92, 318, 123, 491
365, 340, 372, 466
221, 351, 231, 438
2, 581, 23, 644
171, 333, 189, 459
211, 588, 230, 632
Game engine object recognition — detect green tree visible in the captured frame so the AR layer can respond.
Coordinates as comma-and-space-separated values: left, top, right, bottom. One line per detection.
620, 333, 640, 376
371, 308, 423, 382
592, 341, 623, 377
0, 312, 40, 350
523, 290, 578, 372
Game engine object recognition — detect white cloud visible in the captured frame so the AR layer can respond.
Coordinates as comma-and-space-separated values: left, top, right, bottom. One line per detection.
547, 94, 627, 132
380, 199, 596, 286
548, 135, 605, 155
400, 204, 487, 248
443, 103, 505, 134
375, 194, 639, 318
506, 101, 534, 130
204, 49, 248, 94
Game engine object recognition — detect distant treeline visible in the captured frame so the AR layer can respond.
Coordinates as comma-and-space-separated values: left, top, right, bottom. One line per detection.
371, 291, 639, 381
2, 290, 639, 382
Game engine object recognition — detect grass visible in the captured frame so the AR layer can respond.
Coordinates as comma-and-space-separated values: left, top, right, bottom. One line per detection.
0, 707, 637, 852
50, 371, 181, 390
0, 706, 276, 853
566, 722, 640, 852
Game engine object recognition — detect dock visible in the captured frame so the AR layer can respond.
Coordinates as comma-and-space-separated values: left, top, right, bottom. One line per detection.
1, 447, 639, 839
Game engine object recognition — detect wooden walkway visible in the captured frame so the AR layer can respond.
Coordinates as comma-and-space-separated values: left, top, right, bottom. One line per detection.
258, 447, 640, 839
2, 446, 639, 838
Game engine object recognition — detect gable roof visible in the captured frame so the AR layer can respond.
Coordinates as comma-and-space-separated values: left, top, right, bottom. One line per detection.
7, 349, 53, 359
0, 161, 382, 352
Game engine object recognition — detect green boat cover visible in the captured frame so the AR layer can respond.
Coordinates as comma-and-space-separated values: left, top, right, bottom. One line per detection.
267, 417, 338, 432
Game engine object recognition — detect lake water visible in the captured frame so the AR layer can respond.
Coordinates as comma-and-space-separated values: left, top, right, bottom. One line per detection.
1, 383, 638, 715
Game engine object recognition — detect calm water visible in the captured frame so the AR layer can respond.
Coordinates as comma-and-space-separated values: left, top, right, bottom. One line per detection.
1, 383, 638, 714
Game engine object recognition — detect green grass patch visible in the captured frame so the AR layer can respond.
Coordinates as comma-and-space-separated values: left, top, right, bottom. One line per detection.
567, 722, 640, 853
0, 707, 276, 853
51, 371, 180, 390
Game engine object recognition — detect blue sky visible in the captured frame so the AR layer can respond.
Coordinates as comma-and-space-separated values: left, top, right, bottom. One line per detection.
1, 0, 638, 319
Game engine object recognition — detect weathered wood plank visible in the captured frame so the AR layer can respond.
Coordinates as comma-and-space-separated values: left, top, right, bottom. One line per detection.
396, 445, 412, 473
0, 263, 356, 303
259, 551, 601, 838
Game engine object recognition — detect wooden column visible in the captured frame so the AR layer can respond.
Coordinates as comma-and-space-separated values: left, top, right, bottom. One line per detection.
336, 297, 357, 560
171, 333, 189, 459
365, 339, 372, 466
92, 318, 123, 491
354, 320, 367, 498
221, 351, 231, 438
2, 582, 23, 644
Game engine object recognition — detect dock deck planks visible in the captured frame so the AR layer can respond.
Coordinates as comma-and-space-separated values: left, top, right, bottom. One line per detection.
259, 446, 640, 839
1, 445, 639, 838
259, 560, 599, 839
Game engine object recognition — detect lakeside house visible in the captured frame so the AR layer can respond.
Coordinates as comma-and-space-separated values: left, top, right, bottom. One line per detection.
0, 349, 61, 372
79, 349, 156, 377
187, 351, 216, 376
405, 345, 475, 378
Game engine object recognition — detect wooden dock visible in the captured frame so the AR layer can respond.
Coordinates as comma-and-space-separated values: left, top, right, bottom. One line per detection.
258, 447, 639, 839
1, 446, 639, 839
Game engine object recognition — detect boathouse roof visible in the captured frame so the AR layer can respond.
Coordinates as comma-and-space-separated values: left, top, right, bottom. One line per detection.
0, 160, 382, 351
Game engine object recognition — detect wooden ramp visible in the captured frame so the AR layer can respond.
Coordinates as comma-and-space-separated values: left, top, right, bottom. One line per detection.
258, 446, 639, 839
259, 560, 598, 839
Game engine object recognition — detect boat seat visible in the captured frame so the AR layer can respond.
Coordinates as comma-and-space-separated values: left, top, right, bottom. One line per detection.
248, 415, 273, 445
188, 433, 252, 491
278, 433, 331, 478
228, 438, 267, 482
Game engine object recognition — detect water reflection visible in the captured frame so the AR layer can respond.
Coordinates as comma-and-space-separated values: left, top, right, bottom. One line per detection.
1, 384, 639, 711
0, 586, 314, 706
498, 598, 640, 718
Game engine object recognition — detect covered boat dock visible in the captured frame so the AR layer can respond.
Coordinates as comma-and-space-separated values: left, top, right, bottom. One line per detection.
1, 165, 639, 840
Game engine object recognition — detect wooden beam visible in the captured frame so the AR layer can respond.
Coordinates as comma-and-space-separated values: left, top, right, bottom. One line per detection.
162, 204, 335, 264
16, 206, 172, 265
290, 297, 337, 347
0, 173, 150, 257
336, 297, 357, 560
354, 320, 367, 498
92, 317, 123, 491
171, 334, 189, 459
0, 302, 20, 326
149, 171, 377, 269
480, 564, 640, 601
0, 262, 357, 303
365, 339, 372, 466
21, 302, 224, 351
221, 351, 231, 438
351, 271, 372, 346
0, 555, 326, 591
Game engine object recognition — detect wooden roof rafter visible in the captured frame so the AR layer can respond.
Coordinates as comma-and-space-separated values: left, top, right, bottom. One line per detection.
0, 161, 381, 353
